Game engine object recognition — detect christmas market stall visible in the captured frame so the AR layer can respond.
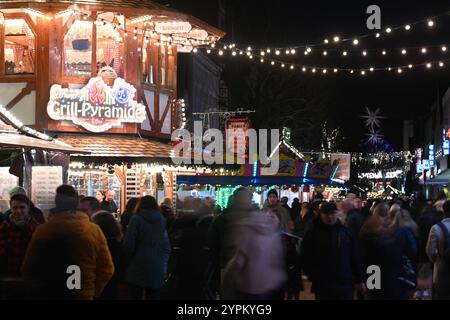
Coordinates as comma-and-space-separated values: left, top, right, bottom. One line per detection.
176, 129, 346, 209
0, 0, 225, 212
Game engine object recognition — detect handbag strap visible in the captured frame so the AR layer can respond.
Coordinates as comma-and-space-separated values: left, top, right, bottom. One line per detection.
437, 222, 450, 249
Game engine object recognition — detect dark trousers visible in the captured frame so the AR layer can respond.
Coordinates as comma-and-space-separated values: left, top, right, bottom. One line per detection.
128, 284, 160, 300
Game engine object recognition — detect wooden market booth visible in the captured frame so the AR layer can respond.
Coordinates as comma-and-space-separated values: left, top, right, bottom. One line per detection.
0, 0, 225, 211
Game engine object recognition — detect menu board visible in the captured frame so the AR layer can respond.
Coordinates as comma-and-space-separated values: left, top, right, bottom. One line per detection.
31, 166, 63, 210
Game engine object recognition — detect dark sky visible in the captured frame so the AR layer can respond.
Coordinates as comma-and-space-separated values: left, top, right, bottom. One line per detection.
162, 0, 450, 151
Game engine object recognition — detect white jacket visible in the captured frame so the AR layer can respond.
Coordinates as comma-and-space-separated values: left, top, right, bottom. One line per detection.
426, 218, 450, 291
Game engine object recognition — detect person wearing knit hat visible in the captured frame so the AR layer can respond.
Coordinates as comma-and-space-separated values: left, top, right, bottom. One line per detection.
263, 189, 293, 233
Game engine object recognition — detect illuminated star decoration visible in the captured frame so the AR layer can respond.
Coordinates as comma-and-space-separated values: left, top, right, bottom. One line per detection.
361, 107, 384, 129
366, 128, 383, 145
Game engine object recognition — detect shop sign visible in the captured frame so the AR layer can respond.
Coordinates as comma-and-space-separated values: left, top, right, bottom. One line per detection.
225, 118, 251, 159
422, 159, 430, 170
446, 128, 450, 140
31, 166, 63, 211
47, 77, 146, 132
416, 163, 423, 174
178, 28, 208, 40
358, 170, 403, 180
429, 145, 435, 167
155, 21, 192, 34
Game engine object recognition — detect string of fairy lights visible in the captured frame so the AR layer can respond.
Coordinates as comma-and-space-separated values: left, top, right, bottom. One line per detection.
17, 6, 450, 76
195, 10, 450, 75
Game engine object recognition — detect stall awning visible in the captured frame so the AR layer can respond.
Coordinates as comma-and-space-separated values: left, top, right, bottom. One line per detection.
0, 132, 90, 154
176, 175, 346, 187
57, 134, 173, 158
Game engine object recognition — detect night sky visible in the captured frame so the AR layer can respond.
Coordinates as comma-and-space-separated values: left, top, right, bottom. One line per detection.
162, 0, 450, 151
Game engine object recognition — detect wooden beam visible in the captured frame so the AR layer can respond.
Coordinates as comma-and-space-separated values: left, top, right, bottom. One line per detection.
4, 82, 36, 110
0, 18, 4, 76
34, 16, 50, 130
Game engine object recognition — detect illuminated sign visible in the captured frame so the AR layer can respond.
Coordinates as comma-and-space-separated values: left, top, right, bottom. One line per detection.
443, 129, 450, 156
47, 77, 146, 132
422, 159, 430, 170
358, 170, 403, 180
416, 163, 423, 174
429, 145, 435, 167
446, 128, 450, 140
155, 21, 192, 34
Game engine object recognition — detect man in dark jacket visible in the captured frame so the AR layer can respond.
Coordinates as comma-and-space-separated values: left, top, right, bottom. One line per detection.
346, 197, 367, 238
301, 202, 365, 300
101, 190, 118, 214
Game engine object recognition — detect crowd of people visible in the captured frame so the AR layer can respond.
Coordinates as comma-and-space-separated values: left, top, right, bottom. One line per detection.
0, 184, 449, 300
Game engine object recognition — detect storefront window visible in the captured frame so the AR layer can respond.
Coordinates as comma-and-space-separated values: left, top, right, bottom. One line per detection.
142, 40, 154, 85
64, 20, 93, 77
4, 19, 35, 75
160, 45, 166, 86
96, 23, 124, 77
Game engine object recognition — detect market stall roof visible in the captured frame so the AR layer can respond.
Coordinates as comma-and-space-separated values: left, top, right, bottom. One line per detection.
0, 132, 90, 154
57, 134, 174, 158
0, 1, 226, 38
176, 175, 346, 187
0, 110, 90, 154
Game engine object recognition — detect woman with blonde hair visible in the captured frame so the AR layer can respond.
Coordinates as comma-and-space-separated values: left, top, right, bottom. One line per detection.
359, 202, 417, 299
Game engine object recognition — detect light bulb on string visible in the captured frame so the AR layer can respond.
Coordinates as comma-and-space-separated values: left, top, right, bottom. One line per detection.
218, 50, 223, 56
193, 47, 198, 53
290, 65, 294, 70
388, 67, 392, 71
333, 36, 340, 42
386, 27, 392, 33
439, 61, 444, 67
350, 70, 354, 74
285, 49, 290, 55
323, 51, 327, 56
266, 48, 271, 53
324, 39, 329, 44
312, 68, 316, 73
271, 61, 275, 65
206, 49, 211, 54
333, 68, 338, 73
421, 48, 427, 54
397, 68, 402, 73
290, 49, 296, 54
249, 55, 253, 59
442, 46, 447, 52
361, 70, 366, 75
405, 24, 411, 31
232, 51, 237, 56
401, 49, 407, 55
247, 46, 252, 51
307, 47, 312, 53
428, 20, 434, 27
382, 50, 387, 55
375, 33, 381, 38
275, 50, 280, 55
370, 67, 374, 72
281, 63, 285, 68
302, 67, 306, 72
342, 50, 348, 56
362, 50, 367, 56
304, 50, 309, 55
426, 63, 432, 68
322, 69, 327, 74
260, 58, 264, 63
408, 64, 413, 69
260, 51, 265, 56
353, 39, 359, 45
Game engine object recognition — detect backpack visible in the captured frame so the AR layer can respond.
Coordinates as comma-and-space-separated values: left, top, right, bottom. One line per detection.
437, 222, 450, 269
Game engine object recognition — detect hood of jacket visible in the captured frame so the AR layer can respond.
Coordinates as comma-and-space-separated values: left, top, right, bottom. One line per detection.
44, 211, 95, 237
138, 209, 163, 224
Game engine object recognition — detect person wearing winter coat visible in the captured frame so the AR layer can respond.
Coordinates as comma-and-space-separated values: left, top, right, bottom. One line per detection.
123, 196, 171, 300
221, 190, 286, 300
426, 200, 450, 299
92, 211, 125, 300
263, 189, 293, 233
301, 202, 365, 300
359, 203, 418, 300
21, 185, 114, 300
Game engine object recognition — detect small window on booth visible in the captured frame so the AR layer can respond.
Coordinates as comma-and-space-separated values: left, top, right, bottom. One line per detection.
64, 20, 93, 78
4, 19, 35, 75
142, 39, 154, 85
96, 23, 124, 78
160, 45, 166, 86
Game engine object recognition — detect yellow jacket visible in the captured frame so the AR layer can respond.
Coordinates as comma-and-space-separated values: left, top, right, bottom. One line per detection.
22, 211, 114, 300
